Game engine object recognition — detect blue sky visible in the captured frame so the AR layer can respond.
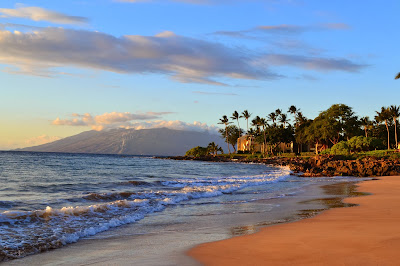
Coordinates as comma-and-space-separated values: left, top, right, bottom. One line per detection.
0, 0, 399, 149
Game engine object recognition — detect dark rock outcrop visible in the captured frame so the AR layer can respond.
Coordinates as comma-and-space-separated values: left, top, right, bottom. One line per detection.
166, 154, 400, 177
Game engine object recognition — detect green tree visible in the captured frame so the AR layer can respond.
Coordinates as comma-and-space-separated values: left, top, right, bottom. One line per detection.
207, 142, 223, 156
241, 110, 251, 133
375, 107, 391, 150
389, 105, 400, 148
219, 125, 243, 152
218, 115, 232, 154
302, 104, 360, 153
360, 116, 373, 137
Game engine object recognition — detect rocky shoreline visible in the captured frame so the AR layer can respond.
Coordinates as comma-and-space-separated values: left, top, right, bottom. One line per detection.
164, 155, 400, 177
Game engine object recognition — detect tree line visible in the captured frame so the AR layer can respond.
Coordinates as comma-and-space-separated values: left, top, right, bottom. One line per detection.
218, 104, 400, 155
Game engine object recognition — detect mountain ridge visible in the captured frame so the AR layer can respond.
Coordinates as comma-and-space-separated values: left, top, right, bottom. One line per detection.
16, 127, 226, 156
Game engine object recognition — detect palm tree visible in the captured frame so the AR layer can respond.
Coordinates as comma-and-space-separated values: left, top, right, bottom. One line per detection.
375, 107, 391, 150
241, 110, 251, 133
259, 118, 267, 155
395, 72, 400, 79
207, 142, 222, 157
389, 105, 400, 148
218, 115, 232, 154
360, 116, 373, 137
251, 116, 262, 133
275, 109, 282, 117
279, 113, 289, 128
288, 105, 299, 116
231, 111, 242, 137
267, 112, 277, 126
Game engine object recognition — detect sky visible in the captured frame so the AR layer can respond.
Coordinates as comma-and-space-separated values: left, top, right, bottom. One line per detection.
0, 0, 399, 149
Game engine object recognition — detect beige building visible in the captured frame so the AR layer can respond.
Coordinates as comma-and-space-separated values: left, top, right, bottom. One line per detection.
237, 135, 293, 153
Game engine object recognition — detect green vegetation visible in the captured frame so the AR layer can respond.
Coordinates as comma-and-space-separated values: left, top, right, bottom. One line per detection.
185, 142, 224, 158
214, 103, 400, 158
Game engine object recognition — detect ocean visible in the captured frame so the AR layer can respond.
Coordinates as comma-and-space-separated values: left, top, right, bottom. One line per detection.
0, 151, 361, 263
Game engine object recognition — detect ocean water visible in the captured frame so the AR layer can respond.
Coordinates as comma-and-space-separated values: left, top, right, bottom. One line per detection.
0, 151, 358, 262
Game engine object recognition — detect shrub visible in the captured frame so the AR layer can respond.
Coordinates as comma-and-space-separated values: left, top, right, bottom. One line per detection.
185, 146, 208, 157
330, 141, 350, 155
347, 136, 384, 152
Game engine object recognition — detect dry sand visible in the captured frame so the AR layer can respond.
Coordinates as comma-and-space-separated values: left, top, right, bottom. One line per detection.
188, 176, 400, 265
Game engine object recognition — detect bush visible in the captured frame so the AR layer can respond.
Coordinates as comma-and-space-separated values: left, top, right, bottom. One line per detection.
328, 136, 385, 155
330, 141, 350, 155
347, 136, 384, 152
185, 146, 208, 157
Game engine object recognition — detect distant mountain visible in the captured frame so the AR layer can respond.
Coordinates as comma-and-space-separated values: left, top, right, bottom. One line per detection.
17, 128, 227, 156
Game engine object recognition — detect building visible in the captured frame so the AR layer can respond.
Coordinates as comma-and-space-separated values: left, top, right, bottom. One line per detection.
237, 135, 293, 153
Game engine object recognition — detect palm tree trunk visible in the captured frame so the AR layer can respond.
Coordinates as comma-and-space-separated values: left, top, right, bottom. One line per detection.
246, 119, 249, 133
394, 119, 398, 148
237, 119, 241, 137
364, 128, 368, 137
225, 126, 231, 154
385, 120, 390, 150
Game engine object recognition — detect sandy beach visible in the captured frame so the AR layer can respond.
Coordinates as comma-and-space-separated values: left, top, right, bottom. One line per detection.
188, 176, 400, 265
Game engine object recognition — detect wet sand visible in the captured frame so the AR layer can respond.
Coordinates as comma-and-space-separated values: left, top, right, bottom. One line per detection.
188, 176, 400, 265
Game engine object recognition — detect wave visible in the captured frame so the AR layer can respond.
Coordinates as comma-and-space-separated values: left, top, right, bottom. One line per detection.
0, 168, 291, 261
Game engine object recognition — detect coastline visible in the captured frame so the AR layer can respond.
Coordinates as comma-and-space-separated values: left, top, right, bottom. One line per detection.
188, 176, 400, 265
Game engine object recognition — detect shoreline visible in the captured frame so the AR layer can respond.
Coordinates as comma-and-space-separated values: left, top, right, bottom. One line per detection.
165, 154, 400, 177
188, 176, 400, 265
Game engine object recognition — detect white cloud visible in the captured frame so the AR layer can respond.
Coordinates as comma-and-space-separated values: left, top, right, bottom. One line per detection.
0, 27, 279, 85
52, 112, 218, 133
52, 111, 174, 130
0, 5, 88, 25
25, 135, 62, 146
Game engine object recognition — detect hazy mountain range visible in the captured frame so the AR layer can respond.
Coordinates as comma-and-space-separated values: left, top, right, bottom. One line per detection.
16, 128, 226, 156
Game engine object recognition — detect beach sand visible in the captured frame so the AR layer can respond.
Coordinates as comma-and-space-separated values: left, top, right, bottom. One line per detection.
188, 176, 400, 265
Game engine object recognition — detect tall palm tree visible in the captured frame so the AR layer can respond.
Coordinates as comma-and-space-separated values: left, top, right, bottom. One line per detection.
375, 107, 391, 150
360, 116, 373, 137
275, 109, 282, 117
259, 118, 267, 155
389, 105, 400, 148
231, 111, 241, 137
288, 105, 299, 127
241, 110, 251, 133
218, 115, 232, 154
395, 72, 400, 79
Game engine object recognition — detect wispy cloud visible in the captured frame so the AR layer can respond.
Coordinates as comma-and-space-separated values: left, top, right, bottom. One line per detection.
0, 28, 280, 85
213, 23, 351, 39
0, 5, 88, 25
52, 111, 174, 130
193, 91, 238, 96
261, 54, 367, 72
